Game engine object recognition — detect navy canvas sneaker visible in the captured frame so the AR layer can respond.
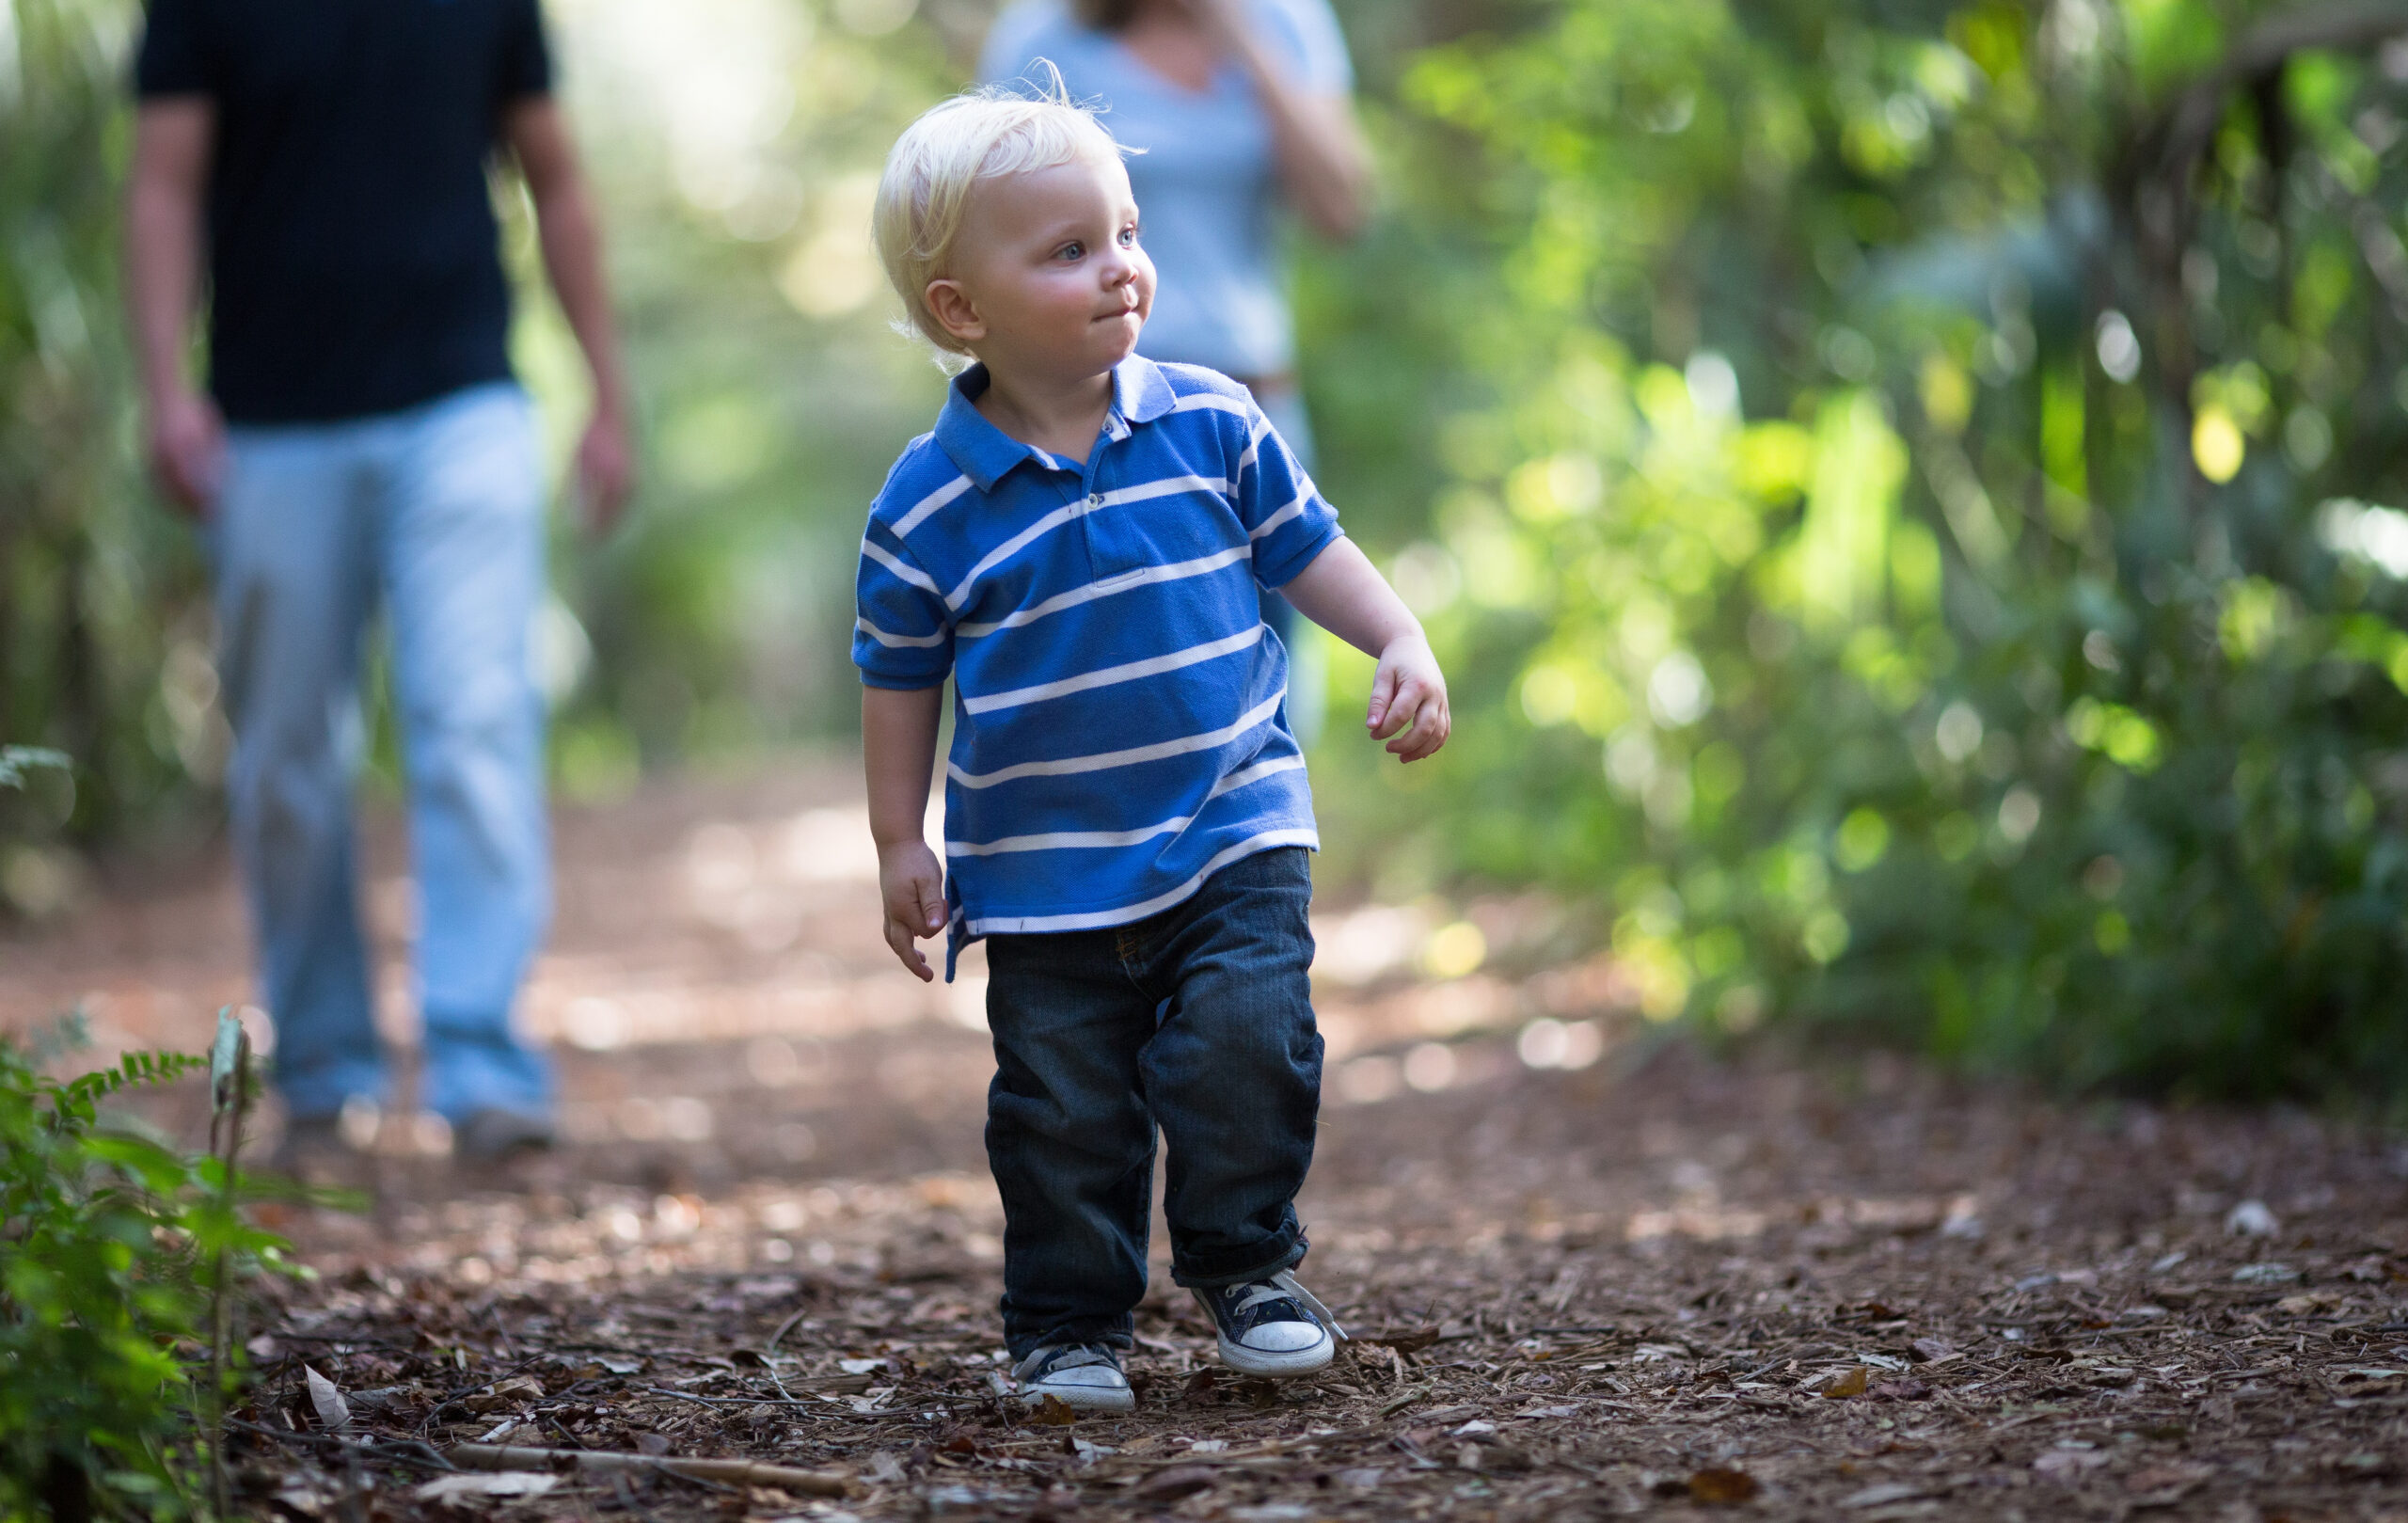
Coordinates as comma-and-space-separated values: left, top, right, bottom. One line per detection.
1013, 1341, 1136, 1413
1192, 1270, 1342, 1378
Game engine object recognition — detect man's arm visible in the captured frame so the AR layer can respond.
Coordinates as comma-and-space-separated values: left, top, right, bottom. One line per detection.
125, 98, 222, 516
863, 684, 949, 981
503, 97, 635, 533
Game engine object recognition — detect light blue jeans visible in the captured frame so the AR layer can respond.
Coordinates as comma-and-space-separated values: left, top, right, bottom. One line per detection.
213, 383, 553, 1124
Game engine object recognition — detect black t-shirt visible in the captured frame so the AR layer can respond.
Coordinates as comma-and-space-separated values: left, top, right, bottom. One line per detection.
135, 0, 552, 423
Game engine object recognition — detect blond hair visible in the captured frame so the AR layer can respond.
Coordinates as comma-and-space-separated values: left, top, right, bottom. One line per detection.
873, 71, 1130, 356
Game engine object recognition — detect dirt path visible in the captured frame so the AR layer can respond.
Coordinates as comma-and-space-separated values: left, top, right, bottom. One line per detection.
7, 755, 2408, 1520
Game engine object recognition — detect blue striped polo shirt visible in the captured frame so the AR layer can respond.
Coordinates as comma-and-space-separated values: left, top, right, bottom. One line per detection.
853, 354, 1341, 976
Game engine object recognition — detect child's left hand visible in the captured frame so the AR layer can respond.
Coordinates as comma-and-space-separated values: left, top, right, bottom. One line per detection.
1367, 634, 1450, 762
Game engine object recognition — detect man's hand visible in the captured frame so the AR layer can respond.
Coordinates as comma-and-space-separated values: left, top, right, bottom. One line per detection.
147, 389, 225, 516
1367, 633, 1450, 762
575, 406, 635, 536
879, 838, 948, 982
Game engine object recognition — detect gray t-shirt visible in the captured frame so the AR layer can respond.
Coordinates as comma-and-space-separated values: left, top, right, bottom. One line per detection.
979, 0, 1353, 380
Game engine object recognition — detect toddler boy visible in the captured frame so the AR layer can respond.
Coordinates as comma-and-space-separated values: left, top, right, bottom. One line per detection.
856, 85, 1448, 1411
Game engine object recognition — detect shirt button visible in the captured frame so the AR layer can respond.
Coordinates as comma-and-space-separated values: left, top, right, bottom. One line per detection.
1088, 493, 1103, 506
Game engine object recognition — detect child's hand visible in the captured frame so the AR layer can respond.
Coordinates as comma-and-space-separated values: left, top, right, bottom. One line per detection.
1367, 634, 1450, 762
879, 839, 948, 982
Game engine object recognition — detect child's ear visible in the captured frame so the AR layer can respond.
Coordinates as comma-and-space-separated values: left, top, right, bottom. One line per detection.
924, 279, 986, 345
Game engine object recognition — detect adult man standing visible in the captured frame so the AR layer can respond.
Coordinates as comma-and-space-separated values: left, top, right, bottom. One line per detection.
124, 0, 633, 1165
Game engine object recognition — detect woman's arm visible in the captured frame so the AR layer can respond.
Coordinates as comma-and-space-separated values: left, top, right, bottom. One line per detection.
1279, 539, 1450, 761
1187, 0, 1370, 240
863, 684, 950, 980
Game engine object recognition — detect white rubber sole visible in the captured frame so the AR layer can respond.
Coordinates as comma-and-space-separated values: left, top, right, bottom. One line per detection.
1216, 1327, 1336, 1379
1021, 1380, 1136, 1413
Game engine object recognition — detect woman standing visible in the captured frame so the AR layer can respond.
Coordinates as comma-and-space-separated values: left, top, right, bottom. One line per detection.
979, 0, 1371, 741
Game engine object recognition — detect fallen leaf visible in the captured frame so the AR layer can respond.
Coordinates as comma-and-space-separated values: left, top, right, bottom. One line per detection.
1136, 1465, 1219, 1500
1358, 1326, 1442, 1353
1868, 1378, 1930, 1401
1909, 1337, 1956, 1362
2033, 1448, 2109, 1483
594, 1356, 644, 1374
1181, 1369, 1222, 1404
1513, 1403, 1583, 1419
460, 1374, 544, 1413
1819, 1365, 1870, 1399
2123, 1463, 2211, 1501
633, 1433, 672, 1456
1334, 1467, 1386, 1489
1030, 1393, 1077, 1425
1687, 1467, 1759, 1505
302, 1366, 350, 1431
1838, 1483, 1928, 1508
414, 1473, 560, 1503
2231, 1261, 2299, 1285
2225, 1199, 2279, 1237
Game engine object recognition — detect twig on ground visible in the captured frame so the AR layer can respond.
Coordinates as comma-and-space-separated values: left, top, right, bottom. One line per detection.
445, 1442, 853, 1498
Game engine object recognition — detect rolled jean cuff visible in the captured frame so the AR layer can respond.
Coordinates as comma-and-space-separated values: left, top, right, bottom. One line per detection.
1006, 1322, 1135, 1361
1169, 1230, 1307, 1291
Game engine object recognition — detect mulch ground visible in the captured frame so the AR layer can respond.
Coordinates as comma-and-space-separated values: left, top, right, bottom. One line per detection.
11, 757, 2408, 1521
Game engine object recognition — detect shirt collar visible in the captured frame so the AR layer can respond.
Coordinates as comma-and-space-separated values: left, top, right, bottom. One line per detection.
934, 356, 1179, 491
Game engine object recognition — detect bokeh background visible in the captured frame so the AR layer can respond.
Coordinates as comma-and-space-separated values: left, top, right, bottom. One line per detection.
9, 0, 2408, 1102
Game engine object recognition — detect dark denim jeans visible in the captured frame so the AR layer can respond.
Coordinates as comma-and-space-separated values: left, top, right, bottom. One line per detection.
983, 846, 1322, 1358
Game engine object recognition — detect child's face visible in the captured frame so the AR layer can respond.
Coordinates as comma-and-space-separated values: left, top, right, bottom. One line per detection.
929, 151, 1155, 384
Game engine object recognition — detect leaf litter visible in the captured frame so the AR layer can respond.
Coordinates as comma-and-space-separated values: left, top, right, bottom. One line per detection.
31, 764, 2408, 1519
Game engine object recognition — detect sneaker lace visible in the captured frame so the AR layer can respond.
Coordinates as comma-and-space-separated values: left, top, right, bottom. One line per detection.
1015, 1342, 1117, 1382
1224, 1270, 1348, 1341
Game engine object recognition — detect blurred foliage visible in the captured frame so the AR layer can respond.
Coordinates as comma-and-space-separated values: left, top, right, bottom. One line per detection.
1304, 0, 2408, 1101
0, 1023, 293, 1518
13, 0, 2408, 1099
0, 0, 213, 868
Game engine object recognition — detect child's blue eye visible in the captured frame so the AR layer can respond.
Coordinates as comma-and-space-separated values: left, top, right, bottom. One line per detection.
1120, 226, 1138, 246
1058, 242, 1085, 261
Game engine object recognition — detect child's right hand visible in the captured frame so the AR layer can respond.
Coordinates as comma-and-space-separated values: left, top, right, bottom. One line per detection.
879, 840, 948, 982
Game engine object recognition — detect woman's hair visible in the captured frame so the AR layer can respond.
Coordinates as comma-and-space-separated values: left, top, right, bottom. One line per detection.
872, 70, 1130, 357
1071, 0, 1140, 27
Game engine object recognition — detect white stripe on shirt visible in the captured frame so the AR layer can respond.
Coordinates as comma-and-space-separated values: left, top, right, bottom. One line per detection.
963, 828, 1320, 935
1249, 491, 1309, 541
1172, 392, 1253, 420
948, 690, 1284, 789
1206, 754, 1308, 800
856, 616, 945, 649
946, 815, 1192, 857
861, 535, 943, 596
943, 473, 1234, 611
1237, 415, 1273, 476
959, 626, 1262, 716
956, 545, 1253, 639
947, 754, 1307, 856
893, 474, 973, 536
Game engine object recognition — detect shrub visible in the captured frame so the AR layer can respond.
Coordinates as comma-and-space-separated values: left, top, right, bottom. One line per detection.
0, 1025, 295, 1518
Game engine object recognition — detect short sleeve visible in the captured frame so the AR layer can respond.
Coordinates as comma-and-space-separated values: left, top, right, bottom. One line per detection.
498, 0, 554, 101
978, 0, 1071, 87
1260, 0, 1353, 95
135, 0, 215, 97
1235, 401, 1341, 589
854, 519, 955, 690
